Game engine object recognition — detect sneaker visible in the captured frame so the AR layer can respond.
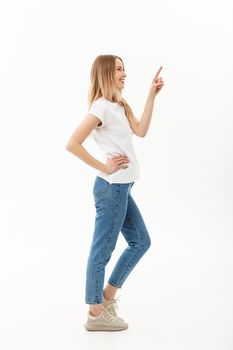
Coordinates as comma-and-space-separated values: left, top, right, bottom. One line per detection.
102, 296, 119, 317
84, 309, 128, 332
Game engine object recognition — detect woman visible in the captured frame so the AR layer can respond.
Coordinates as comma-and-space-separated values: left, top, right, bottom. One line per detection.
66, 54, 164, 331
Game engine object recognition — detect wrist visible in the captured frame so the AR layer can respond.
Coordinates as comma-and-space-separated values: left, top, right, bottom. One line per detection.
99, 162, 107, 173
147, 91, 157, 100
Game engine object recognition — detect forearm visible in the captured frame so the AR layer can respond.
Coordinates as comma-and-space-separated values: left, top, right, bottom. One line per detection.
66, 143, 106, 172
138, 93, 156, 137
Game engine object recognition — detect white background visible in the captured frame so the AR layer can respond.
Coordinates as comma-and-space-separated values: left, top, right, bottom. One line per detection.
0, 0, 233, 349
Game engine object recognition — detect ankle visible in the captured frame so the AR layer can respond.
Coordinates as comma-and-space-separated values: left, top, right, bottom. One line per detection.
89, 304, 103, 317
103, 284, 118, 300
103, 290, 115, 301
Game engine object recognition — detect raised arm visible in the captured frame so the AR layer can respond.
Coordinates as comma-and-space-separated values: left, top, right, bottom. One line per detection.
129, 66, 164, 137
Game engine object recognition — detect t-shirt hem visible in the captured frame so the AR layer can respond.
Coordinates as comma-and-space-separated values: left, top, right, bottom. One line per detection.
96, 172, 139, 184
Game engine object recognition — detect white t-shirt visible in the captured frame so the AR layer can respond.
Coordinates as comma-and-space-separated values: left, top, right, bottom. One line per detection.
87, 97, 139, 184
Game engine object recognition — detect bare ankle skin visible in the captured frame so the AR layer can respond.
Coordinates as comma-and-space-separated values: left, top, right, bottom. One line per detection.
89, 303, 103, 317
103, 283, 118, 300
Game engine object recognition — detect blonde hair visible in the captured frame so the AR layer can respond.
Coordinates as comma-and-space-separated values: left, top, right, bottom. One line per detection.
87, 54, 134, 124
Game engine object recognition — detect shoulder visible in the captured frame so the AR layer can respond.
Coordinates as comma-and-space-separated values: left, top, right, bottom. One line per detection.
89, 97, 110, 113
91, 97, 108, 107
87, 97, 110, 127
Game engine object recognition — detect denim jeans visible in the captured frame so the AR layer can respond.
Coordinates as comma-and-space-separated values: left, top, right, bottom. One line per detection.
85, 176, 151, 304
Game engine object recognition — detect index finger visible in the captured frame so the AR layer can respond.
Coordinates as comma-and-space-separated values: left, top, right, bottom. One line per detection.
153, 66, 163, 81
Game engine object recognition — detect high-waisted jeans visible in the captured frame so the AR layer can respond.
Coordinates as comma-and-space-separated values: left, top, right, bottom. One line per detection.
85, 176, 151, 304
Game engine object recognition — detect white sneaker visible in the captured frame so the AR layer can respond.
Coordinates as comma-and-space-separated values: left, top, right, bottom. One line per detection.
102, 296, 119, 317
84, 309, 128, 332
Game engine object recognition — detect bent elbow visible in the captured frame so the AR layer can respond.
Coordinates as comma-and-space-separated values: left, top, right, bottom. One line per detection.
66, 142, 77, 151
66, 144, 72, 151
66, 141, 82, 152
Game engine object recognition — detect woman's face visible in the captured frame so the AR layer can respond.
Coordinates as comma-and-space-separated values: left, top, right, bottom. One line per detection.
114, 58, 127, 91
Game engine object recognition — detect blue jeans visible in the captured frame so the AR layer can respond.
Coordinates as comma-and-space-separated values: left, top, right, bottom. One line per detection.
85, 176, 151, 304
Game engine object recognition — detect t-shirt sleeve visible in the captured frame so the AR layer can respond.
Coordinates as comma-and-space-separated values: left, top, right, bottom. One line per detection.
87, 99, 107, 127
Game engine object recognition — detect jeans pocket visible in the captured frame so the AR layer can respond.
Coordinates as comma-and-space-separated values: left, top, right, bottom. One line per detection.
93, 177, 109, 200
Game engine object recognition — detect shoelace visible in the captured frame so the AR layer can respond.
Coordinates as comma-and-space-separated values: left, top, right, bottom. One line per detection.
102, 309, 115, 321
105, 296, 120, 314
104, 296, 125, 321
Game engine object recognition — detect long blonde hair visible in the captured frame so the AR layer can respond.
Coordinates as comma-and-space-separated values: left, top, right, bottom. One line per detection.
87, 54, 134, 124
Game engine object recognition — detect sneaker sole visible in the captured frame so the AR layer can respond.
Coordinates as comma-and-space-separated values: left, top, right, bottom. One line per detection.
84, 324, 128, 332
